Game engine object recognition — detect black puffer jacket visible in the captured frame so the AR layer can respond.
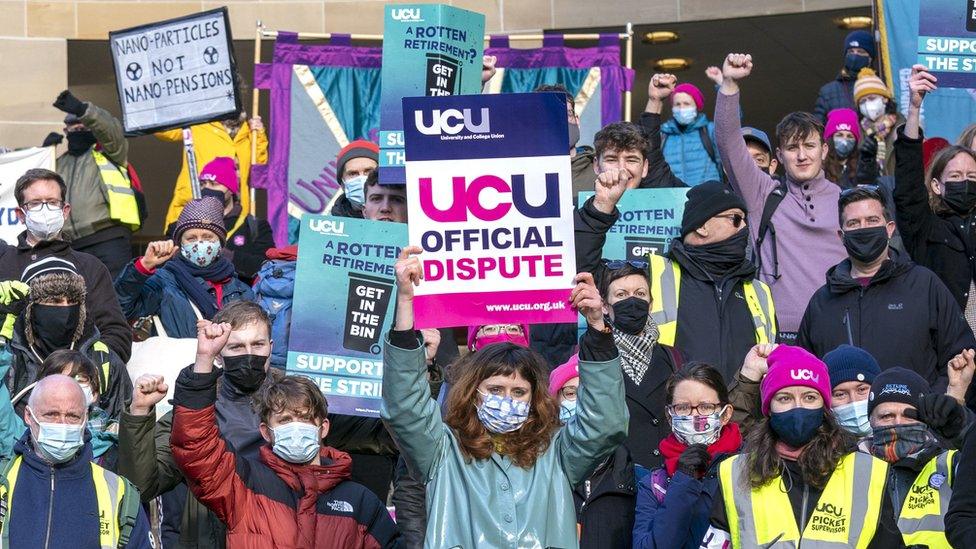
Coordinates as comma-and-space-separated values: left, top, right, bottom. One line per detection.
573, 444, 637, 549
893, 127, 976, 312
797, 250, 976, 392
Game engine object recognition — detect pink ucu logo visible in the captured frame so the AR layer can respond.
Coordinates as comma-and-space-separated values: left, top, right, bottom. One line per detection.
419, 173, 560, 222
791, 369, 820, 383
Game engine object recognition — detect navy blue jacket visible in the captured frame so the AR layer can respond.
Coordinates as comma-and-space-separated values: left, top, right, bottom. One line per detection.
7, 431, 152, 549
814, 72, 857, 123
632, 456, 727, 549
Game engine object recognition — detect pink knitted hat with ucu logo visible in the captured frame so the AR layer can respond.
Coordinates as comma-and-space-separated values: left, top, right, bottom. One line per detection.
760, 345, 832, 415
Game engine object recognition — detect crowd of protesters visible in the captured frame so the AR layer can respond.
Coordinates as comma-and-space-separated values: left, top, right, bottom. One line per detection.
3, 24, 976, 549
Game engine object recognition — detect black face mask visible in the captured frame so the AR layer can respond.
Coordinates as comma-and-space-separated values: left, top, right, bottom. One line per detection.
842, 226, 890, 264
31, 303, 81, 354
66, 131, 96, 156
844, 52, 870, 74
611, 296, 649, 335
222, 354, 268, 393
942, 179, 976, 215
201, 188, 226, 203
682, 228, 749, 276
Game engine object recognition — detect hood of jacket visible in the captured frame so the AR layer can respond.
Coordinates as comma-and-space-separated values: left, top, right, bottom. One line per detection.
661, 113, 710, 135
825, 248, 915, 295
259, 444, 353, 495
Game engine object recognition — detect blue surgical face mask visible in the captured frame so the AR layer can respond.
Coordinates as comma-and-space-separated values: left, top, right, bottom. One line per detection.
559, 399, 578, 422
476, 390, 530, 434
28, 407, 86, 464
181, 240, 221, 268
673, 106, 698, 126
833, 136, 856, 158
343, 175, 367, 209
271, 421, 321, 464
769, 406, 824, 448
832, 399, 871, 437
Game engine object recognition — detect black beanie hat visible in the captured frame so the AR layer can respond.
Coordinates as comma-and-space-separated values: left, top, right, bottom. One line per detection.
868, 367, 931, 416
679, 181, 748, 237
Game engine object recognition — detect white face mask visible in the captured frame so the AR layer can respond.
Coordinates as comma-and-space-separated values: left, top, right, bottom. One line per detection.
859, 97, 886, 121
343, 175, 367, 209
832, 399, 871, 437
80, 384, 95, 408
24, 207, 65, 241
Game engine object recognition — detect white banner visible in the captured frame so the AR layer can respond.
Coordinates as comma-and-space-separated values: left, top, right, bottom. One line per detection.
0, 147, 55, 244
109, 8, 240, 135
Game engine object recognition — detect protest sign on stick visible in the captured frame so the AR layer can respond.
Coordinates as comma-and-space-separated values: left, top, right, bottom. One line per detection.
379, 4, 485, 184
0, 147, 54, 243
403, 92, 577, 329
287, 215, 405, 417
918, 0, 976, 88
578, 188, 688, 260
109, 8, 241, 136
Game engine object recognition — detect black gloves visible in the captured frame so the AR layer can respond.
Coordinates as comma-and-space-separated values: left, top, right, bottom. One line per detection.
676, 444, 711, 478
53, 90, 87, 117
41, 132, 63, 147
859, 134, 879, 158
905, 393, 967, 441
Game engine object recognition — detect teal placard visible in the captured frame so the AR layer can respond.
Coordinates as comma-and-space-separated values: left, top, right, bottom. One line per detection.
577, 188, 689, 260
378, 3, 485, 183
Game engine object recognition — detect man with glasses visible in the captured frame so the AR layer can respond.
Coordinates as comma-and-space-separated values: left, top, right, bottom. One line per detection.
577, 172, 776, 382
797, 186, 975, 393
0, 168, 132, 363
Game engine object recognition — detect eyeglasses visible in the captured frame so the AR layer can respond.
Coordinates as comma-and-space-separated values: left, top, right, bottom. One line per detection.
667, 402, 723, 416
22, 200, 64, 212
603, 259, 649, 270
713, 213, 745, 228
478, 324, 523, 337
839, 184, 882, 200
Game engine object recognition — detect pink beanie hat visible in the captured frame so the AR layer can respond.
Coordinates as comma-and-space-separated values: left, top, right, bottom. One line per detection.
673, 83, 705, 111
760, 345, 832, 415
824, 108, 861, 142
466, 324, 531, 350
199, 157, 240, 195
549, 355, 579, 395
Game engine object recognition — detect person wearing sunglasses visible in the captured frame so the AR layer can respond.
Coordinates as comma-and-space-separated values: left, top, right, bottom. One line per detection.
578, 174, 775, 389
797, 186, 975, 395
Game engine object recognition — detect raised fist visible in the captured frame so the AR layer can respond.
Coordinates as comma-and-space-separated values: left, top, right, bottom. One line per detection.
648, 73, 677, 101
130, 374, 168, 416
140, 240, 179, 271
722, 53, 754, 82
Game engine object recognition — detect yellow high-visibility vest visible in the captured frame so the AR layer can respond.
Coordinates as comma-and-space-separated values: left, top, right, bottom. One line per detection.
898, 450, 956, 548
0, 455, 137, 548
648, 254, 777, 346
91, 150, 140, 231
719, 451, 888, 548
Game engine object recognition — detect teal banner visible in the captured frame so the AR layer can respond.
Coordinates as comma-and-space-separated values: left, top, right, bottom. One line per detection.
378, 3, 485, 184
578, 188, 689, 260
287, 215, 406, 417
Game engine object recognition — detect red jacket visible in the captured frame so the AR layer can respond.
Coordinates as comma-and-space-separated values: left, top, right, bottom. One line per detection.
170, 367, 399, 549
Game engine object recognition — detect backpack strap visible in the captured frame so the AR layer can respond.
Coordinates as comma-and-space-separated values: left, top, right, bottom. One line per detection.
116, 477, 141, 548
753, 180, 788, 277
698, 126, 724, 183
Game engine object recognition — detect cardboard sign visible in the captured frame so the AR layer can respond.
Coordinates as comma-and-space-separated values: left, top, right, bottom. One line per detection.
577, 188, 688, 260
0, 147, 55, 243
378, 4, 485, 184
918, 0, 976, 88
287, 215, 406, 417
403, 92, 577, 328
109, 8, 241, 135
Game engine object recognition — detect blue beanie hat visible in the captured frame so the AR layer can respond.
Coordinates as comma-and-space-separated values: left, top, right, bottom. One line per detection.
844, 30, 876, 59
824, 344, 881, 388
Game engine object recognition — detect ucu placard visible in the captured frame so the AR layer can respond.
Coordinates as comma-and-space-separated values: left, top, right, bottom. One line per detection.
403, 92, 576, 329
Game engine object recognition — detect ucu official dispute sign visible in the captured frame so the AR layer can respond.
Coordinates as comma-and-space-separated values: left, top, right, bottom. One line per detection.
402, 92, 577, 328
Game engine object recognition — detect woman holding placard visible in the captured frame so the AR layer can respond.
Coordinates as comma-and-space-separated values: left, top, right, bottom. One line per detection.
382, 246, 628, 548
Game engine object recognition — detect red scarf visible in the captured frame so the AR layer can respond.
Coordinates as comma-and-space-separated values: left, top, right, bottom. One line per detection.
660, 422, 743, 477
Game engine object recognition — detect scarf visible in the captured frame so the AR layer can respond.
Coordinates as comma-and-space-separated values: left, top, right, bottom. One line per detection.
163, 254, 237, 318
612, 316, 659, 385
775, 440, 805, 462
660, 422, 743, 477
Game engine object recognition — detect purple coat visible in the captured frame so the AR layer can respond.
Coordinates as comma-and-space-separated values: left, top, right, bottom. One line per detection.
715, 91, 847, 333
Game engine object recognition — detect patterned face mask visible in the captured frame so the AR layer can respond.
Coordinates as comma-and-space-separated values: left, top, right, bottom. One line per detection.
476, 390, 530, 434
181, 240, 221, 267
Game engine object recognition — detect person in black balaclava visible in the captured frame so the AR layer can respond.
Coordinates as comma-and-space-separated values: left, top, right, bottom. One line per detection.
50, 89, 138, 279
118, 300, 275, 549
